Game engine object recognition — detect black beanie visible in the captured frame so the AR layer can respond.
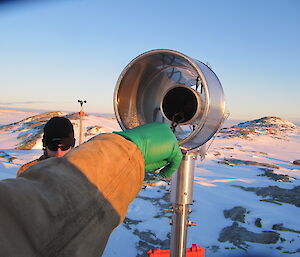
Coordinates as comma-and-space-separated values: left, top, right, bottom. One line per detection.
42, 117, 75, 147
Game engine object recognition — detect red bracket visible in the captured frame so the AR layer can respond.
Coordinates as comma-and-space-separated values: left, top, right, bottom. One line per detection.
78, 110, 85, 116
147, 244, 205, 257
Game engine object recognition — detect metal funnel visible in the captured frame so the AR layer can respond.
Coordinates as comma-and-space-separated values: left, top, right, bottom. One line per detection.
114, 49, 226, 152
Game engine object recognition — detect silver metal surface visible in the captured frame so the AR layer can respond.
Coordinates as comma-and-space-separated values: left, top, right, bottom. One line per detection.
170, 152, 197, 257
170, 203, 189, 257
114, 49, 226, 151
171, 153, 197, 205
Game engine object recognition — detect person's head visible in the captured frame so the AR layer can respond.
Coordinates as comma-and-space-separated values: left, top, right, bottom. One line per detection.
42, 117, 75, 157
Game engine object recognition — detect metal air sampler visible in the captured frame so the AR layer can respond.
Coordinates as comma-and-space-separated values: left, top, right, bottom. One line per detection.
114, 49, 226, 257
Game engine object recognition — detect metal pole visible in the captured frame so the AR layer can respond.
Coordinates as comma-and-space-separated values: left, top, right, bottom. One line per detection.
79, 113, 83, 144
170, 152, 197, 257
77, 100, 87, 145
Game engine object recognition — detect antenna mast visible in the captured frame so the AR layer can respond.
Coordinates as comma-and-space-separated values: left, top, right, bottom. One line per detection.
77, 100, 87, 144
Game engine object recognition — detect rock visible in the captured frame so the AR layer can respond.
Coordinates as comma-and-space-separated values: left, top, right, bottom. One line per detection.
224, 206, 247, 223
213, 151, 221, 156
209, 245, 220, 253
217, 160, 234, 166
0, 151, 17, 163
85, 125, 105, 136
16, 130, 43, 149
272, 223, 300, 234
293, 160, 300, 165
255, 218, 262, 228
0, 151, 9, 158
219, 222, 280, 246
222, 158, 280, 169
123, 217, 142, 230
234, 185, 300, 207
8, 157, 17, 163
65, 112, 85, 120
134, 229, 170, 256
258, 168, 293, 182
17, 132, 31, 140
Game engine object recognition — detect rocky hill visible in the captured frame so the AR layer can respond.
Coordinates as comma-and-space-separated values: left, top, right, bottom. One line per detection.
0, 111, 74, 149
219, 116, 298, 139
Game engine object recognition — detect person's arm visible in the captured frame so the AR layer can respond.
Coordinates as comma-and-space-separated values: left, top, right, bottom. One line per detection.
114, 122, 183, 178
0, 122, 182, 257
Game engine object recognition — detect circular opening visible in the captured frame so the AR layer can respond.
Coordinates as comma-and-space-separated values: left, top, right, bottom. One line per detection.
162, 87, 198, 124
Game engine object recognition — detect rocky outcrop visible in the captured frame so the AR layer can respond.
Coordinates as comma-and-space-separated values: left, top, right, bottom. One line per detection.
272, 223, 300, 234
255, 218, 262, 228
0, 151, 17, 163
293, 160, 300, 165
258, 168, 294, 182
220, 207, 281, 247
122, 182, 171, 256
234, 185, 300, 207
65, 112, 87, 120
218, 158, 280, 169
219, 222, 280, 247
0, 111, 76, 149
219, 116, 297, 139
224, 206, 247, 223
85, 125, 105, 136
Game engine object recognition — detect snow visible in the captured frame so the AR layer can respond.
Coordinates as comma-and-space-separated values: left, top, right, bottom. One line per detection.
0, 110, 300, 256
0, 109, 39, 125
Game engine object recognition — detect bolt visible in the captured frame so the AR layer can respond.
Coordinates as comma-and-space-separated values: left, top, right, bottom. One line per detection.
188, 221, 197, 226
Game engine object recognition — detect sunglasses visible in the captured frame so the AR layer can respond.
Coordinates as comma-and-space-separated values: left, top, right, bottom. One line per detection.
47, 144, 71, 151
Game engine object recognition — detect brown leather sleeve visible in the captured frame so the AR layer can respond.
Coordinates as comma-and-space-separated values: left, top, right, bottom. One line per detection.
65, 133, 145, 222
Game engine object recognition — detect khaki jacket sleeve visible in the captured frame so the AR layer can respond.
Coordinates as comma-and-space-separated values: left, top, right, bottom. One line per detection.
0, 133, 144, 257
65, 133, 145, 222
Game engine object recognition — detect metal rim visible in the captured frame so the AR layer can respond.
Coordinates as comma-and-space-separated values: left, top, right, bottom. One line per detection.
113, 49, 214, 150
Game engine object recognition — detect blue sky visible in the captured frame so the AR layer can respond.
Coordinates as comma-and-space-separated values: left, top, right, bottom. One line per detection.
0, 0, 299, 122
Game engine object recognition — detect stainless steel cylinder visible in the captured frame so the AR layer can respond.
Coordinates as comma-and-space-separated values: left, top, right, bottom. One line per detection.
171, 153, 197, 205
170, 203, 189, 257
170, 152, 197, 257
113, 49, 226, 151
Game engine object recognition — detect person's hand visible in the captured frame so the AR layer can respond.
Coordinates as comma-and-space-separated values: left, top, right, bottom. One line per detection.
114, 122, 182, 178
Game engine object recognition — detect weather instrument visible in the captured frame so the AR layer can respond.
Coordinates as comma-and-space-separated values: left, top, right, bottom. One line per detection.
114, 49, 226, 257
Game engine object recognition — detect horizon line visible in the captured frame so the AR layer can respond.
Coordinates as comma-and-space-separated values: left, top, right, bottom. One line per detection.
0, 106, 299, 126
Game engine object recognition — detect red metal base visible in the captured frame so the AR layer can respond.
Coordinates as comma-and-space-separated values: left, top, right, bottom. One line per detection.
147, 244, 205, 257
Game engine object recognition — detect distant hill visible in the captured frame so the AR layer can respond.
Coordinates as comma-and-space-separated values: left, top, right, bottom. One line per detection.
0, 111, 66, 149
0, 111, 119, 150
219, 116, 298, 139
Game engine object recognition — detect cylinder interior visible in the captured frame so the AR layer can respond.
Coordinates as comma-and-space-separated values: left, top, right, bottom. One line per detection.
162, 87, 198, 124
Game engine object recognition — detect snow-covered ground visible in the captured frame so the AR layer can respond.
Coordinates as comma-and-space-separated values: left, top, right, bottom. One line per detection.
0, 109, 299, 257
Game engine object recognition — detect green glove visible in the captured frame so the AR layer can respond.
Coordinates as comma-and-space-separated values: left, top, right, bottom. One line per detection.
114, 122, 182, 178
